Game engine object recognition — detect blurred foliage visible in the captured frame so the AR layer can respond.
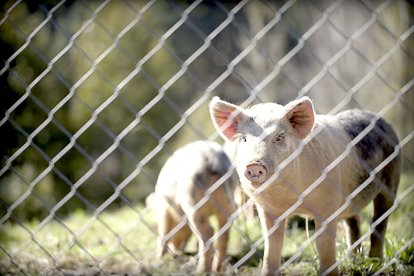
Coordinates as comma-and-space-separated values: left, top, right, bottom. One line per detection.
0, 1, 204, 220
0, 0, 413, 221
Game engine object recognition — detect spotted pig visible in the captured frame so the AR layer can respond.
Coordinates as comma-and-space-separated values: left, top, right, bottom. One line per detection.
148, 140, 236, 272
209, 96, 400, 275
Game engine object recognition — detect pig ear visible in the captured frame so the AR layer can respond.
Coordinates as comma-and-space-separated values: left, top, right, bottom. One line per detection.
284, 97, 315, 139
209, 96, 245, 141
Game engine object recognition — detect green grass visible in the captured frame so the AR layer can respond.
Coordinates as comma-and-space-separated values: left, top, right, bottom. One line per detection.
1, 174, 413, 275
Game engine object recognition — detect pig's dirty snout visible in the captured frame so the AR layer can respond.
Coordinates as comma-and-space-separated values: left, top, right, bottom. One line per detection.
244, 163, 268, 183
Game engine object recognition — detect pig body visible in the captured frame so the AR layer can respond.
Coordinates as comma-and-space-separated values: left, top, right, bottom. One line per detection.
209, 97, 400, 275
150, 140, 236, 272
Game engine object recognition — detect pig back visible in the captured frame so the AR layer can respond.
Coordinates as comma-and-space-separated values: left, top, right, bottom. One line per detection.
334, 109, 401, 214
155, 140, 233, 203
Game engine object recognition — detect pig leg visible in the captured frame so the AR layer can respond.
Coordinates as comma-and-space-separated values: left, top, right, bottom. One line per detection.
157, 207, 173, 258
345, 215, 361, 254
212, 182, 236, 272
369, 192, 394, 259
212, 213, 230, 272
213, 205, 234, 272
314, 218, 338, 275
190, 213, 214, 272
369, 156, 400, 259
169, 223, 192, 255
257, 206, 285, 276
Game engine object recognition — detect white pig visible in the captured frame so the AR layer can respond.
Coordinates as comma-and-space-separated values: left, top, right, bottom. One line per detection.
149, 140, 236, 272
209, 96, 400, 275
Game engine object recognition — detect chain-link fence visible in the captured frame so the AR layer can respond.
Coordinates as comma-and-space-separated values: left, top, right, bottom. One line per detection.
0, 0, 413, 275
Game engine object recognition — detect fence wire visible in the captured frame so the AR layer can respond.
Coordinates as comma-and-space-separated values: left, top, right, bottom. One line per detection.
0, 0, 413, 275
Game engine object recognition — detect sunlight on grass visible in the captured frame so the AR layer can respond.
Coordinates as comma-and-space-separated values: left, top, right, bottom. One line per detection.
1, 174, 413, 274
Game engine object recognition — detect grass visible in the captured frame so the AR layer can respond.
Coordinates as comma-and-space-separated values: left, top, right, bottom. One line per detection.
0, 174, 413, 275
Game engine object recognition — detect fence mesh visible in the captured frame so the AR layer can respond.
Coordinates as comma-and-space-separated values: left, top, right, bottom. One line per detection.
0, 0, 413, 275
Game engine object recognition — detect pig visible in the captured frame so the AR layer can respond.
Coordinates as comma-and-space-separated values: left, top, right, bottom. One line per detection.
209, 96, 400, 275
149, 140, 236, 272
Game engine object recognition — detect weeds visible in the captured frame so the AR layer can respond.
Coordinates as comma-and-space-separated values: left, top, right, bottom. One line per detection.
0, 175, 413, 274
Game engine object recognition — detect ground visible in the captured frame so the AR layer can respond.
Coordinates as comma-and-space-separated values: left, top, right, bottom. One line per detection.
1, 174, 413, 275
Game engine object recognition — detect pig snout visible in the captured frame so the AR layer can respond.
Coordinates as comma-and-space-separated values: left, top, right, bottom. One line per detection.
244, 163, 268, 183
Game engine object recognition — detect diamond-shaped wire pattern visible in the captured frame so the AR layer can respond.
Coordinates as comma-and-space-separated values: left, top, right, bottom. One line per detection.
1, 0, 413, 274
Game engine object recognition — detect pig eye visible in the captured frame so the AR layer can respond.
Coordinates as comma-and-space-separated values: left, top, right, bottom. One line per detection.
241, 135, 247, 142
273, 133, 285, 144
